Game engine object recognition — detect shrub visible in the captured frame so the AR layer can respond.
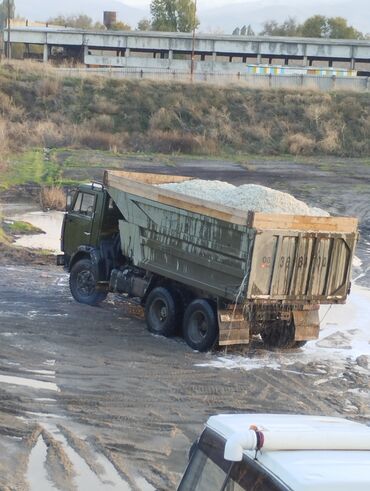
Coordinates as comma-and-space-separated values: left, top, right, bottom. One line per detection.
40, 186, 66, 211
285, 133, 316, 155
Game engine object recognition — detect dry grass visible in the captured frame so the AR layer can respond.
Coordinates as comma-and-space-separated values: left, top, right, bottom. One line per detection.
285, 133, 316, 155
40, 186, 66, 211
0, 62, 369, 160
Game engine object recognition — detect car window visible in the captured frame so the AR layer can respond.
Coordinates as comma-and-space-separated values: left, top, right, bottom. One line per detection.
178, 429, 289, 491
72, 192, 95, 217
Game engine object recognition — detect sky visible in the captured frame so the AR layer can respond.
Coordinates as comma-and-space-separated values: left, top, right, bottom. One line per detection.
118, 0, 264, 8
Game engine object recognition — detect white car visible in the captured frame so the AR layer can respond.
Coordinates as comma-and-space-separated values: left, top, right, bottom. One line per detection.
177, 414, 370, 491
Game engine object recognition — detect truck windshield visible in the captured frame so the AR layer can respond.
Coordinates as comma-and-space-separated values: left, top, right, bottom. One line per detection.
178, 429, 288, 491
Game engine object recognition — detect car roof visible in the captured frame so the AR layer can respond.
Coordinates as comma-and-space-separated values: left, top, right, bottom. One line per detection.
207, 414, 370, 491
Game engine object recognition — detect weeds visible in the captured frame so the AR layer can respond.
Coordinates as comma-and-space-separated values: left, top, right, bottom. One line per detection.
0, 60, 369, 165
40, 186, 66, 211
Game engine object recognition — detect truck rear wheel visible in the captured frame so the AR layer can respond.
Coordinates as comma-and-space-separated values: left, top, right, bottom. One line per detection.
261, 320, 306, 349
183, 299, 218, 352
145, 287, 181, 337
70, 258, 107, 306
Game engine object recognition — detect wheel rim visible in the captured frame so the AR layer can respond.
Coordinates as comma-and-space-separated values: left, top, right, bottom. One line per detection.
76, 269, 96, 297
188, 310, 209, 344
149, 298, 168, 331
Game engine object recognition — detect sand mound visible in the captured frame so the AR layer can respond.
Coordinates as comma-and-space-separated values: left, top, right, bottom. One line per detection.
159, 180, 329, 216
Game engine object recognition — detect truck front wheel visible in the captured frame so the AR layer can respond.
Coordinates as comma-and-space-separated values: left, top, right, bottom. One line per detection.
145, 287, 181, 337
69, 258, 107, 306
183, 299, 218, 352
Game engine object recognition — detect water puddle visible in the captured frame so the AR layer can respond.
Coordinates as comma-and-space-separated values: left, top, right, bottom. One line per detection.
27, 435, 57, 491
0, 374, 59, 392
25, 369, 56, 376
42, 423, 131, 490
135, 477, 156, 491
6, 210, 64, 253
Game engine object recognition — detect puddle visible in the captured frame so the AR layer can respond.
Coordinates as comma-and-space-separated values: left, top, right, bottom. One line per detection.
0, 374, 59, 392
0, 202, 39, 216
42, 423, 131, 490
27, 435, 57, 491
25, 369, 56, 376
196, 284, 370, 373
7, 210, 64, 253
135, 477, 156, 491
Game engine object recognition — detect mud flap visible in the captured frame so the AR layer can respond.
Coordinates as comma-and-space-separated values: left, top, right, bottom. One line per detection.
293, 308, 320, 341
218, 307, 250, 346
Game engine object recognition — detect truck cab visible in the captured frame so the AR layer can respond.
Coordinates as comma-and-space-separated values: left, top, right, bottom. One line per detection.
61, 183, 121, 269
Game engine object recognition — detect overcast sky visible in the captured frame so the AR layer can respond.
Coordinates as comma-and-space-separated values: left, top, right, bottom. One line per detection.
118, 0, 264, 8
123, 0, 339, 6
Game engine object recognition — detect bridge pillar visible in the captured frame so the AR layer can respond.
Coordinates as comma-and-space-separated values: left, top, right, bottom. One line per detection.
350, 58, 356, 69
212, 51, 217, 62
43, 43, 48, 63
125, 48, 130, 58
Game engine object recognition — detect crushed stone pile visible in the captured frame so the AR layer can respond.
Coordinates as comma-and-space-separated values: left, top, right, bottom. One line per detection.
159, 179, 329, 216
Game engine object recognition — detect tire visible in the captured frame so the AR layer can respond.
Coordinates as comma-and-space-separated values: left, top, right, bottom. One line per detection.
145, 287, 181, 337
183, 299, 218, 352
69, 258, 107, 306
261, 320, 297, 349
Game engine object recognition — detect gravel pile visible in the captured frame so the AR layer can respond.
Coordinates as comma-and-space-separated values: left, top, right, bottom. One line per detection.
159, 179, 329, 216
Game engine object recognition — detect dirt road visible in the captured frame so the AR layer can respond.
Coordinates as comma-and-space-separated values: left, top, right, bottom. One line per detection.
0, 157, 369, 490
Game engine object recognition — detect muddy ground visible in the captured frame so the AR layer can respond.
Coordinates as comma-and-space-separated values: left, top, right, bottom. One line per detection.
0, 157, 369, 491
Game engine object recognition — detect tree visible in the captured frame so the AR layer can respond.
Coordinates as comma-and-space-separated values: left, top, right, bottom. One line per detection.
260, 17, 301, 36
260, 15, 363, 40
137, 18, 152, 31
150, 0, 199, 32
110, 21, 131, 31
327, 16, 362, 39
48, 14, 95, 29
0, 0, 15, 28
301, 15, 327, 38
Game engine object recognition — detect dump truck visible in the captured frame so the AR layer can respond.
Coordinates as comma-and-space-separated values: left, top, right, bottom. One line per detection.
58, 170, 358, 352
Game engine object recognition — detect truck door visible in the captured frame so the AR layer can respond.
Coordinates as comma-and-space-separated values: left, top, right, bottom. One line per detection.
63, 191, 96, 257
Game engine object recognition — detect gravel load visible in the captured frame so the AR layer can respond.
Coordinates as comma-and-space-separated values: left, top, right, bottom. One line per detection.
159, 179, 329, 216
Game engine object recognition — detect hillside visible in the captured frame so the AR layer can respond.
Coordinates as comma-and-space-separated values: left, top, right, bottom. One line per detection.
0, 61, 369, 172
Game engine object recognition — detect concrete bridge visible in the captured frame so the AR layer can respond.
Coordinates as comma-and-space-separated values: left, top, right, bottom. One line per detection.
4, 27, 370, 74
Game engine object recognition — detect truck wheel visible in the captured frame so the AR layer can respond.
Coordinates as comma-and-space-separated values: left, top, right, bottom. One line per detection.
69, 259, 107, 306
261, 320, 297, 349
145, 287, 180, 337
183, 299, 218, 352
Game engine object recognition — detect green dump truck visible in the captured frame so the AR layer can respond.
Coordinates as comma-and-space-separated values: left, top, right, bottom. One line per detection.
58, 170, 358, 352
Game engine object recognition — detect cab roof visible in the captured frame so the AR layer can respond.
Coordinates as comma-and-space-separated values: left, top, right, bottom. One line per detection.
207, 414, 370, 491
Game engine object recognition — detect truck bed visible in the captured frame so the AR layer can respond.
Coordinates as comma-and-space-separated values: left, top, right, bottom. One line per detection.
103, 170, 358, 305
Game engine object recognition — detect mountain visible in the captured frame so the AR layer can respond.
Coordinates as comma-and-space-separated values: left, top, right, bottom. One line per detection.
199, 0, 370, 35
15, 0, 148, 26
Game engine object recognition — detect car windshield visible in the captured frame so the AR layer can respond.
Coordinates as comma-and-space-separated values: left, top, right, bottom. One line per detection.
177, 429, 288, 491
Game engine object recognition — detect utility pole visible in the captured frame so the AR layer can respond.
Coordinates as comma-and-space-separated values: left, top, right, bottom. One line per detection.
7, 0, 11, 58
190, 0, 197, 82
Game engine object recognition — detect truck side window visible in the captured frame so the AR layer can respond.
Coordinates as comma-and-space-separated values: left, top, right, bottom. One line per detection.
80, 193, 96, 217
73, 192, 83, 212
72, 192, 96, 217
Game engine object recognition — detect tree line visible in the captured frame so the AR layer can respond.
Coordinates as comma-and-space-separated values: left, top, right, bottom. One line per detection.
234, 15, 366, 40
